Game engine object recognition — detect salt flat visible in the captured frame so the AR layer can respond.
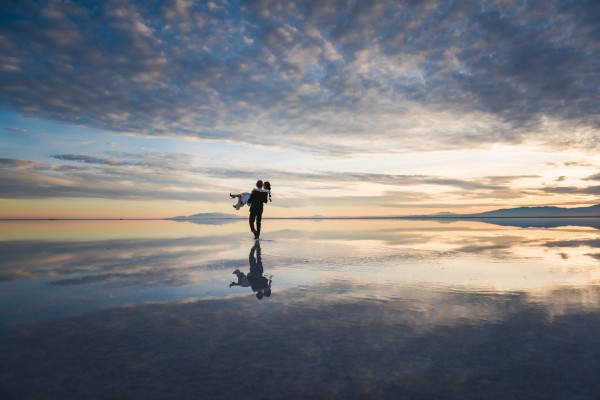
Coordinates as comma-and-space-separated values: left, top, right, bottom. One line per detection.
1, 219, 599, 399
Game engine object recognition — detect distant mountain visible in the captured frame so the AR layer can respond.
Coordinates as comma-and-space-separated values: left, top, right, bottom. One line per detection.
465, 217, 600, 230
409, 204, 600, 219
167, 212, 243, 220
467, 204, 600, 218
404, 204, 600, 230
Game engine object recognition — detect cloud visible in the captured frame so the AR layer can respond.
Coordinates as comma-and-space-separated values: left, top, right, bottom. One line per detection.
587, 253, 600, 261
565, 161, 596, 168
0, 157, 42, 168
542, 185, 600, 195
0, 154, 543, 204
544, 239, 600, 249
52, 154, 125, 166
0, 0, 598, 154
0, 155, 225, 201
585, 173, 600, 181
3, 127, 34, 134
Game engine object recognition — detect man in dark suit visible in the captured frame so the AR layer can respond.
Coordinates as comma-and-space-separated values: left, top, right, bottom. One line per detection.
247, 180, 269, 240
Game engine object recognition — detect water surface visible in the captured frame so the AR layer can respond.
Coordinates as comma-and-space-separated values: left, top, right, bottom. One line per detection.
1, 219, 600, 399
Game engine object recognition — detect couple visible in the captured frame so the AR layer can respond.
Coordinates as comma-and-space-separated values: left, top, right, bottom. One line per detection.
230, 180, 272, 240
229, 243, 272, 300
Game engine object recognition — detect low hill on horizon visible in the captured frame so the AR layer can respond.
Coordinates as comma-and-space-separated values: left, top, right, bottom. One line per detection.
167, 212, 243, 220
412, 204, 600, 218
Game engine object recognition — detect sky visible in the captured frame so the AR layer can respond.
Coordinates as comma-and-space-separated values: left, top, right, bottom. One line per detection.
0, 0, 599, 218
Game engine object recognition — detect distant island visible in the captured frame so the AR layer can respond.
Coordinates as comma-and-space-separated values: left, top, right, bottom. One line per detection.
168, 212, 243, 220
166, 212, 244, 225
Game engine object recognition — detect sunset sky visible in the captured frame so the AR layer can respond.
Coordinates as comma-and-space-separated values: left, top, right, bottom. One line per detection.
1, 0, 599, 219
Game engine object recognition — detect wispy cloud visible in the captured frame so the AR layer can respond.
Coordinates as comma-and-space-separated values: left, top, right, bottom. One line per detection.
3, 127, 34, 134
52, 154, 128, 166
543, 185, 600, 195
0, 0, 598, 154
584, 173, 600, 181
0, 153, 564, 208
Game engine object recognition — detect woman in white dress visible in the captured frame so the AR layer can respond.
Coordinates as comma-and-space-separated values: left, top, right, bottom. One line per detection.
230, 191, 252, 210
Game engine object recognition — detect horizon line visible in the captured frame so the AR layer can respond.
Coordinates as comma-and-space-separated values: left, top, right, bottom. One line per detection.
3, 203, 599, 222
3, 216, 600, 221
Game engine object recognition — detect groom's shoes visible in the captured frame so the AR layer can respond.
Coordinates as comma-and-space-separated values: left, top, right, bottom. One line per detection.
254, 232, 259, 240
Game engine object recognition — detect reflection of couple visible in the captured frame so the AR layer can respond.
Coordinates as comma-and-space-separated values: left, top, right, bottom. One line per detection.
230, 180, 272, 240
229, 243, 272, 300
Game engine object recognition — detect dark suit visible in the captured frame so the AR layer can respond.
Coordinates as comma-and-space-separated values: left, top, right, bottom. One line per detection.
248, 189, 268, 235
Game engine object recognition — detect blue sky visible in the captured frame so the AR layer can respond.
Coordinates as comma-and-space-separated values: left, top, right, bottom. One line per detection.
1, 0, 599, 218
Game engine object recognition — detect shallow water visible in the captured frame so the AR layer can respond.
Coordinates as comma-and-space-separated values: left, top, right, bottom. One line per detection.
1, 219, 600, 399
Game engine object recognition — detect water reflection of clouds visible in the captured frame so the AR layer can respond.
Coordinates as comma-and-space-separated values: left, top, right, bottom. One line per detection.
2, 220, 600, 290
277, 220, 600, 258
1, 220, 600, 328
2, 220, 600, 398
49, 258, 243, 287
2, 286, 600, 399
0, 234, 243, 283
452, 235, 530, 258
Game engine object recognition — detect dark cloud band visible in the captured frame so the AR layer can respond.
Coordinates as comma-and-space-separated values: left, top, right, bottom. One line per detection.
0, 154, 553, 204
